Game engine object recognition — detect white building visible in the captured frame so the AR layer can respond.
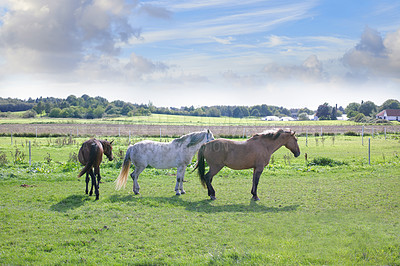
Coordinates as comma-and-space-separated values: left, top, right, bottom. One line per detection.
262, 116, 280, 121
376, 109, 400, 121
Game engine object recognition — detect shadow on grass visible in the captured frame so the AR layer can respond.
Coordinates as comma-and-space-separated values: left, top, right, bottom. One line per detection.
108, 194, 299, 213
50, 195, 88, 212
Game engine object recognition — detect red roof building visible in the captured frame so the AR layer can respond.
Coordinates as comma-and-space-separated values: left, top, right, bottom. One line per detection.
376, 109, 400, 121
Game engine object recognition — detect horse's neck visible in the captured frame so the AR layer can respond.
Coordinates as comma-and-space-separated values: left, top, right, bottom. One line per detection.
264, 137, 285, 154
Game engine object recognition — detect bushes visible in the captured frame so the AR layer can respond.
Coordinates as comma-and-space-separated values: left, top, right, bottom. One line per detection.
308, 156, 347, 167
22, 110, 37, 118
344, 131, 359, 136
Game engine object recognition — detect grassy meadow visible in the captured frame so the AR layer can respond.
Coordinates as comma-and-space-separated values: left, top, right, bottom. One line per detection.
0, 112, 367, 126
0, 132, 399, 265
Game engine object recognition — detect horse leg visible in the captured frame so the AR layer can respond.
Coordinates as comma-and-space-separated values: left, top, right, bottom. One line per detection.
94, 166, 100, 200
175, 165, 186, 196
97, 171, 102, 184
251, 168, 264, 201
89, 169, 99, 200
85, 172, 90, 194
131, 166, 144, 195
89, 169, 94, 196
205, 165, 223, 200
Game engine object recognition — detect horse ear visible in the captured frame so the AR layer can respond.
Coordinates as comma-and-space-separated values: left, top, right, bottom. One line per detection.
207, 129, 210, 134
291, 131, 295, 136
110, 140, 114, 145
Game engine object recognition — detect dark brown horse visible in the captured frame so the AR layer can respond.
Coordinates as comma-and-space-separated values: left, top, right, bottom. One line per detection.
196, 129, 300, 201
78, 139, 113, 200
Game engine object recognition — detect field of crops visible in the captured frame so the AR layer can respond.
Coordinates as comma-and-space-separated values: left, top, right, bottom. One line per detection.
0, 128, 399, 264
1, 113, 399, 138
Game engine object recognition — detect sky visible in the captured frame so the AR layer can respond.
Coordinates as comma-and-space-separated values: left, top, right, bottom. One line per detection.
0, 0, 399, 110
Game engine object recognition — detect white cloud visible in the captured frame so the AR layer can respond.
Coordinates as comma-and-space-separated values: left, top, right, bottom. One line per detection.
343, 26, 400, 79
0, 0, 167, 75
210, 36, 234, 45
138, 3, 172, 19
131, 1, 317, 45
262, 55, 326, 82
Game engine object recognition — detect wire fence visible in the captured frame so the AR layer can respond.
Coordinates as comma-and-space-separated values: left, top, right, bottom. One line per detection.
1, 124, 400, 138
1, 127, 399, 168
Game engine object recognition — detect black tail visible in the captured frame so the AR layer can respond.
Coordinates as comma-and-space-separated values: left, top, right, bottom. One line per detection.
196, 145, 207, 188
78, 143, 97, 177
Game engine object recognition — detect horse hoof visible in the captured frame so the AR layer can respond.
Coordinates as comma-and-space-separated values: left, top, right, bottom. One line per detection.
134, 191, 140, 195
180, 190, 186, 195
176, 192, 181, 196
252, 196, 260, 201
210, 196, 216, 200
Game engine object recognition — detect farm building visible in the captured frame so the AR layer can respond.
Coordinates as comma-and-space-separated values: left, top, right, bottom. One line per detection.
262, 116, 295, 121
262, 116, 280, 121
376, 109, 400, 121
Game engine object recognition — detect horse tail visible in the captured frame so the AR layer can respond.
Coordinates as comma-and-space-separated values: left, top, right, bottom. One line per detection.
78, 143, 97, 178
115, 147, 132, 190
196, 145, 207, 188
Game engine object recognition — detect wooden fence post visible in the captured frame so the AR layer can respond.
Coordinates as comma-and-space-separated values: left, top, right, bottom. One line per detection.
368, 138, 371, 165
29, 141, 31, 166
362, 126, 364, 146
306, 130, 308, 147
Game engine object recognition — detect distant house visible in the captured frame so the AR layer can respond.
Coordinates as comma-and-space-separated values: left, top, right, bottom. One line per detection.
376, 109, 400, 121
261, 116, 296, 121
280, 116, 295, 121
262, 116, 280, 121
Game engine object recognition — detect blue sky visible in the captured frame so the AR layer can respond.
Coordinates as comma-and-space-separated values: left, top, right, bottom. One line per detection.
0, 0, 399, 109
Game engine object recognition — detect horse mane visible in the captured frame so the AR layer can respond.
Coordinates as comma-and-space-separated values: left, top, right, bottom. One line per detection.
250, 128, 292, 140
173, 131, 206, 147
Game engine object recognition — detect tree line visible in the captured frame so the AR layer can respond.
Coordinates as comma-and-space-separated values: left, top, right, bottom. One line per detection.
0, 95, 398, 120
0, 95, 309, 119
315, 99, 400, 122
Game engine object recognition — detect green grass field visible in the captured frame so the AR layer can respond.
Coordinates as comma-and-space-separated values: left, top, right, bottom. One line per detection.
0, 113, 368, 126
0, 133, 399, 265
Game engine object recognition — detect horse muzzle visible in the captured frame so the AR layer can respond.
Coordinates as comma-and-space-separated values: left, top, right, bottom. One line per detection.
293, 151, 301, 158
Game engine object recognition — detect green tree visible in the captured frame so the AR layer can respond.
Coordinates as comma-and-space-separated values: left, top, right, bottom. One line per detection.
93, 106, 105, 118
121, 104, 133, 116
233, 106, 249, 118
330, 106, 337, 120
251, 109, 260, 117
316, 103, 332, 120
359, 101, 376, 116
379, 99, 400, 111
298, 112, 310, 121
298, 107, 314, 115
66, 95, 78, 106
22, 110, 37, 118
33, 102, 45, 115
344, 102, 361, 118
44, 102, 52, 115
49, 108, 62, 118
192, 108, 205, 116
207, 107, 221, 117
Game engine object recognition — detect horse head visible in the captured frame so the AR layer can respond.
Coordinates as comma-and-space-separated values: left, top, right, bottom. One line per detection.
284, 131, 300, 157
205, 129, 214, 143
102, 140, 114, 161
186, 130, 214, 148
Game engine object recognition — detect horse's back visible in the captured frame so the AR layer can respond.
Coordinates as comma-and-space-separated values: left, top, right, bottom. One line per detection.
204, 139, 258, 170
78, 139, 103, 165
130, 140, 176, 168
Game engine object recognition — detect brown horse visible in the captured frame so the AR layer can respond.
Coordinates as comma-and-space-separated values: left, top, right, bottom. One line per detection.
78, 139, 114, 200
196, 129, 300, 201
